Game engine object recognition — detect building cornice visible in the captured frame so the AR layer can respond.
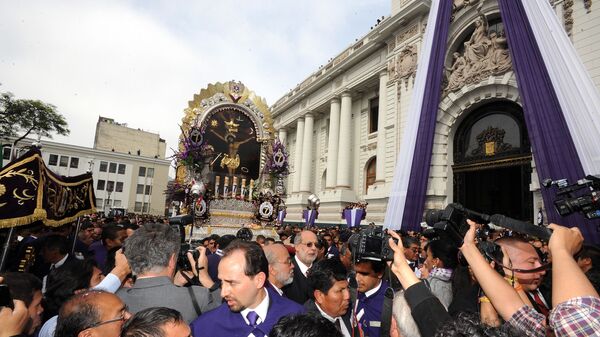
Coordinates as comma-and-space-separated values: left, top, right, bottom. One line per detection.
271, 0, 431, 115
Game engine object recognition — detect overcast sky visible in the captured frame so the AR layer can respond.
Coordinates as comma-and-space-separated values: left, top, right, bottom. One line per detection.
0, 0, 389, 174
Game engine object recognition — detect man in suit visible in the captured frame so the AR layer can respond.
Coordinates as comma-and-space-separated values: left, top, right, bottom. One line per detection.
263, 243, 294, 296
117, 223, 221, 323
191, 240, 304, 337
121, 307, 191, 337
305, 258, 353, 337
283, 230, 318, 304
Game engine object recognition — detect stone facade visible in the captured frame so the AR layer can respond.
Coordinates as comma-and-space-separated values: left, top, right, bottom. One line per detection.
94, 116, 167, 159
271, 0, 600, 225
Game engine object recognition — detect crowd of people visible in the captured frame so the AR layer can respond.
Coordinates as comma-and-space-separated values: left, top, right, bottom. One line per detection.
1, 212, 599, 337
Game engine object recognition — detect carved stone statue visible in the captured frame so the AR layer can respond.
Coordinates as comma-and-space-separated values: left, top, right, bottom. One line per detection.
445, 9, 513, 94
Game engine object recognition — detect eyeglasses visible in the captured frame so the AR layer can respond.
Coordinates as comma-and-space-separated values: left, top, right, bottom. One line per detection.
84, 311, 128, 330
301, 242, 317, 248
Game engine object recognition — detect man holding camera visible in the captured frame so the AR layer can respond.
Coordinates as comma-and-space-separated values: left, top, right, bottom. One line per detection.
117, 223, 221, 323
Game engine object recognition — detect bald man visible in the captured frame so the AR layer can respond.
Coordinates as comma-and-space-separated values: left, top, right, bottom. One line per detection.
263, 243, 294, 296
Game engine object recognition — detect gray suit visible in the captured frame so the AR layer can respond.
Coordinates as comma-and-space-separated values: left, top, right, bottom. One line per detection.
116, 276, 221, 323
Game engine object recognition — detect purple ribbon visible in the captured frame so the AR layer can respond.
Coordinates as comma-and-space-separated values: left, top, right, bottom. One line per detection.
303, 209, 318, 228
277, 210, 286, 224
342, 208, 364, 228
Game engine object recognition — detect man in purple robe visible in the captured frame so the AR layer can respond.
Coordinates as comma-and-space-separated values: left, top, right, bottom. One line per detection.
191, 240, 304, 337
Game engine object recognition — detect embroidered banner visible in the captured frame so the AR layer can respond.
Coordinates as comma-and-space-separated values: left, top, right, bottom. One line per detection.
0, 148, 96, 228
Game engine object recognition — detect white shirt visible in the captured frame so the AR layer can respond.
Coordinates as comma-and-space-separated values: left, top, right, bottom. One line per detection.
315, 302, 351, 337
240, 288, 270, 337
294, 255, 311, 277
364, 280, 382, 298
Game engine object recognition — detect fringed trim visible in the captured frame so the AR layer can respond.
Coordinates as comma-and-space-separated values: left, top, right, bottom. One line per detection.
0, 209, 46, 229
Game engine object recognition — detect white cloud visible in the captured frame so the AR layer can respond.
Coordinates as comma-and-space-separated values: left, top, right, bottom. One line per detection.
0, 0, 388, 176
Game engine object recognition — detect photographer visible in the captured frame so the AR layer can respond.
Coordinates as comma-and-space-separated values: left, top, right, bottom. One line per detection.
0, 276, 29, 337
117, 223, 221, 323
460, 221, 600, 337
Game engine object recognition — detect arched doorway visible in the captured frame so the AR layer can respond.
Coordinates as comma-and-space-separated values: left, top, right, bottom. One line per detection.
453, 101, 533, 221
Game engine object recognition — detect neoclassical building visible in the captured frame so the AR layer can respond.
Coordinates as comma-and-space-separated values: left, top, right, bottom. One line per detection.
272, 0, 600, 225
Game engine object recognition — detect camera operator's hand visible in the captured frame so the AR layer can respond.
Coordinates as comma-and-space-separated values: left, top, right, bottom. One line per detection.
387, 230, 421, 289
460, 221, 527, 322
460, 219, 481, 251
188, 246, 215, 289
0, 299, 28, 337
111, 248, 131, 282
547, 223, 582, 256
547, 223, 598, 306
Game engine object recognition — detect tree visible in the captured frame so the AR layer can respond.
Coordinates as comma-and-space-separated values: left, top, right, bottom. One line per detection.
1, 91, 70, 159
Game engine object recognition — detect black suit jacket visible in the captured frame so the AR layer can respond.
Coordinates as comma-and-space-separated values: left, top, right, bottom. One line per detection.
304, 299, 357, 336
283, 257, 312, 305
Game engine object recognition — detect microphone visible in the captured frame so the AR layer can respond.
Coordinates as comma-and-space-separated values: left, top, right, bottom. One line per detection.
489, 214, 552, 241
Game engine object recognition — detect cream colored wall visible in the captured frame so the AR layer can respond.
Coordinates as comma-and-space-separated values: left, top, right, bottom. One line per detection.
94, 121, 166, 159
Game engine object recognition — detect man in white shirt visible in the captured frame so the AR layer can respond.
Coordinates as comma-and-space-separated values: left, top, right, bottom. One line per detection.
283, 230, 318, 304
191, 240, 304, 337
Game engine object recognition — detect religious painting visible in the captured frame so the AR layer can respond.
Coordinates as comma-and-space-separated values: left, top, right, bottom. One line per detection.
203, 109, 261, 180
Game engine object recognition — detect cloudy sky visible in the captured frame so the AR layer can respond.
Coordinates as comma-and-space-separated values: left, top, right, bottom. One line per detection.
0, 0, 389, 174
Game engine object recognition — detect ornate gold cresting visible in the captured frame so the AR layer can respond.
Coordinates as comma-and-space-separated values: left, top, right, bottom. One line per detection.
177, 81, 276, 184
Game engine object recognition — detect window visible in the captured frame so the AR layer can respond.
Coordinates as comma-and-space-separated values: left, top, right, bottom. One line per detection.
48, 154, 58, 166
113, 200, 122, 207
118, 164, 126, 174
106, 181, 115, 192
109, 162, 117, 173
142, 203, 149, 213
97, 180, 105, 191
70, 157, 79, 168
115, 182, 124, 192
136, 184, 144, 194
147, 167, 154, 178
59, 156, 69, 167
138, 167, 146, 177
144, 185, 152, 195
369, 97, 379, 134
134, 202, 142, 212
96, 198, 103, 206
365, 157, 377, 193
99, 161, 108, 172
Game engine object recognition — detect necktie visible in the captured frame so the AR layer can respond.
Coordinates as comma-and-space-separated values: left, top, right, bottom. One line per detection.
334, 318, 342, 332
532, 291, 550, 317
246, 311, 258, 326
246, 311, 265, 336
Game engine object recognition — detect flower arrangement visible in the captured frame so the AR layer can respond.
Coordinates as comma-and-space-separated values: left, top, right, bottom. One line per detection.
265, 138, 289, 177
172, 126, 214, 172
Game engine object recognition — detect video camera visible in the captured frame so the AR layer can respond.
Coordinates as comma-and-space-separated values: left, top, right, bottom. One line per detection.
168, 215, 200, 271
542, 175, 600, 219
348, 227, 397, 262
424, 203, 553, 246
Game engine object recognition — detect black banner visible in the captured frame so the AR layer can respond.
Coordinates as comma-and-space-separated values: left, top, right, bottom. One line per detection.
0, 148, 96, 228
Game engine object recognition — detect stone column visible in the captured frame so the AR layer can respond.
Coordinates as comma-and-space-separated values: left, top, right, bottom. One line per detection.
336, 92, 352, 188
292, 118, 305, 193
375, 70, 388, 183
326, 98, 341, 189
278, 128, 287, 145
300, 112, 314, 192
